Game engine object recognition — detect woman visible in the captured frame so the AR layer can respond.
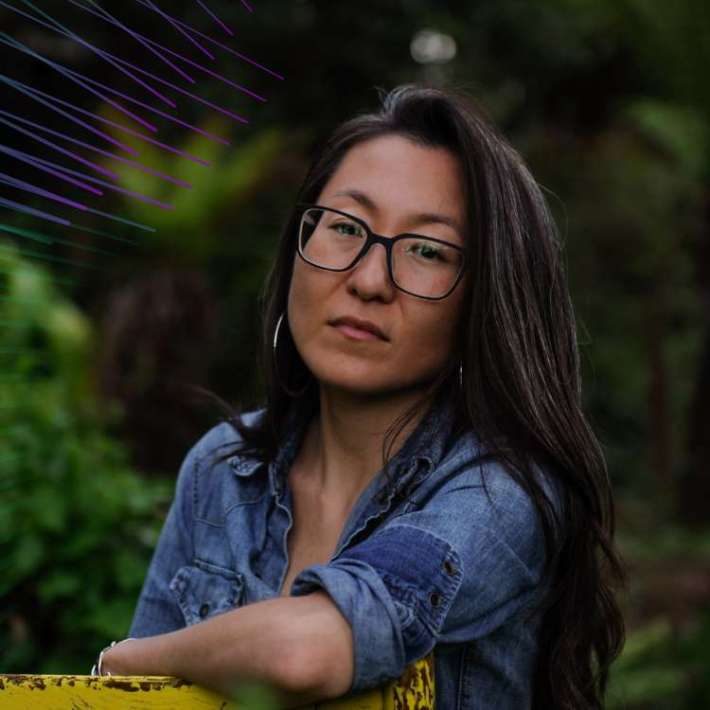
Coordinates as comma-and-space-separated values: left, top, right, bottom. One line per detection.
96, 84, 626, 709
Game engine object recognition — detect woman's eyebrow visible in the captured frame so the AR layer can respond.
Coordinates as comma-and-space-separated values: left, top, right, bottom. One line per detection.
331, 188, 463, 234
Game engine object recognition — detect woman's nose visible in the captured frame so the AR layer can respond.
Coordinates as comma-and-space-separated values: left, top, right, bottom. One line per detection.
346, 242, 395, 301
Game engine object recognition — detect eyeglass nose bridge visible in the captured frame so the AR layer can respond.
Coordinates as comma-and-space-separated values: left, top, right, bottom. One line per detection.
349, 230, 397, 277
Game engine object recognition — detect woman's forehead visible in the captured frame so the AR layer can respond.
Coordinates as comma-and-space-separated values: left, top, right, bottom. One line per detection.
317, 135, 466, 237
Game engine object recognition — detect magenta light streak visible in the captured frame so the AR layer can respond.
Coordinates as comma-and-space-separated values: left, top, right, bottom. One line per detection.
240, 0, 253, 12
0, 73, 137, 156
0, 174, 156, 232
0, 197, 71, 226
135, 0, 284, 80
1, 117, 199, 194
142, 0, 214, 60
1, 85, 217, 166
0, 112, 120, 180
196, 0, 234, 35
58, 65, 231, 146
0, 172, 88, 211
71, 0, 266, 102
13, 0, 178, 107
0, 144, 104, 196
29, 154, 175, 210
78, 0, 196, 85
0, 33, 157, 134
104, 53, 249, 124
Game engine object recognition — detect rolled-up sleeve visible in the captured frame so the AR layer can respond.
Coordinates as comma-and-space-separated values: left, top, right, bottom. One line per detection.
290, 464, 552, 693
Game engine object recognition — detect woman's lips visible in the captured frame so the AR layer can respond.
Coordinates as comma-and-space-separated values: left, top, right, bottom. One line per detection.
333, 323, 384, 341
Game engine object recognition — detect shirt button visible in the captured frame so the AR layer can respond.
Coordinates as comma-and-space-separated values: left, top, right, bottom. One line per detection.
442, 560, 457, 576
199, 603, 210, 618
429, 592, 442, 608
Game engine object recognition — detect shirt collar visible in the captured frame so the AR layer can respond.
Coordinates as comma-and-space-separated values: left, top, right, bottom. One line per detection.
266, 389, 458, 501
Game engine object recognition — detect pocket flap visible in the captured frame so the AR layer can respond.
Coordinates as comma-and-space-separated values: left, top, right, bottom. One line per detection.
170, 563, 244, 626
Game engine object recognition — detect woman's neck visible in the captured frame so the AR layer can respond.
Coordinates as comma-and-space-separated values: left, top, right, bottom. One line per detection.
294, 384, 433, 510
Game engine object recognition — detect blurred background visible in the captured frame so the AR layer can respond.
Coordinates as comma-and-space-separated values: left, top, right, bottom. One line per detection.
0, 0, 709, 707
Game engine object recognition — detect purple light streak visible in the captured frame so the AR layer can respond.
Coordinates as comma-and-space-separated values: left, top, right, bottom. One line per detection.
196, 0, 234, 36
0, 174, 156, 232
0, 108, 200, 188
142, 0, 214, 60
0, 173, 89, 212
28, 154, 175, 210
0, 33, 157, 134
77, 0, 196, 85
134, 0, 284, 80
0, 111, 119, 180
71, 0, 266, 102
0, 144, 104, 196
13, 0, 179, 107
0, 73, 137, 156
0, 198, 72, 226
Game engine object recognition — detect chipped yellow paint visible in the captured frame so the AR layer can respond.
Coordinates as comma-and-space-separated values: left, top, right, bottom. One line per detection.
0, 655, 434, 709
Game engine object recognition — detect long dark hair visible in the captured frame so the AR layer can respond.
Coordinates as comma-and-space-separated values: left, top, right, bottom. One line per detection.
201, 83, 626, 709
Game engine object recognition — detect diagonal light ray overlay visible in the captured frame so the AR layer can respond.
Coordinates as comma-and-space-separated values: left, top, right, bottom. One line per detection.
2, 50, 230, 146
135, 0, 283, 79
0, 223, 53, 244
87, 53, 249, 124
0, 113, 121, 181
68, 224, 138, 246
0, 88, 216, 167
0, 198, 71, 226
65, 0, 197, 85
27, 154, 175, 210
0, 218, 140, 248
61, 71, 231, 145
0, 33, 157, 134
240, 0, 254, 12
141, 0, 214, 60
11, 0, 178, 108
40, 234, 118, 258
0, 74, 137, 156
0, 145, 104, 196
0, 222, 135, 251
0, 175, 156, 232
196, 0, 233, 36
0, 173, 89, 212
0, 226, 120, 259
0, 110, 200, 189
0, 242, 103, 270
71, 0, 265, 102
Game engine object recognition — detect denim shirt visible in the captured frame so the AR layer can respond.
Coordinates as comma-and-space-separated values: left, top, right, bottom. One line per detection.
129, 394, 559, 709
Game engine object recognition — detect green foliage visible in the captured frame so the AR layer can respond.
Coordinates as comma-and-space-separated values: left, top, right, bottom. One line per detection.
608, 614, 710, 709
100, 109, 288, 265
0, 245, 171, 672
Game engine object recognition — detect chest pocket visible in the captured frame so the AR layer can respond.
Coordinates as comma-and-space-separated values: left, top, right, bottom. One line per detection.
170, 560, 245, 626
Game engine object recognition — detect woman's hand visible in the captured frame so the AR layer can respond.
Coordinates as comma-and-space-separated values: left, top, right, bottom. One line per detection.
100, 638, 145, 676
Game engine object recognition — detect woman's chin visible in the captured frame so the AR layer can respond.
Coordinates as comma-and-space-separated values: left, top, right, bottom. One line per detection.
315, 371, 432, 401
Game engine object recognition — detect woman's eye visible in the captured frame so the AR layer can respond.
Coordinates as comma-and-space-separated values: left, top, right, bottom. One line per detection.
409, 242, 444, 261
331, 221, 363, 237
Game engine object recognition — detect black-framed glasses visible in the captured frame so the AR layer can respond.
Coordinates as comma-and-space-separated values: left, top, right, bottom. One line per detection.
295, 203, 466, 300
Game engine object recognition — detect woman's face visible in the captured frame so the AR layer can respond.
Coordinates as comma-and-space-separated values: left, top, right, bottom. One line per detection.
287, 133, 467, 396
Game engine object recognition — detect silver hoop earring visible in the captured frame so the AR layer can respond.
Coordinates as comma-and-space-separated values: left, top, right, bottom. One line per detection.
273, 312, 285, 351
272, 311, 311, 397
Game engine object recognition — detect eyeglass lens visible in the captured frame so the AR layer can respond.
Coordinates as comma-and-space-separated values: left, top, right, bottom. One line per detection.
299, 208, 463, 299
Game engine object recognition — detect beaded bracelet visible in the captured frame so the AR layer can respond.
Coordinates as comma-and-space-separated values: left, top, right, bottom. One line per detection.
90, 638, 137, 676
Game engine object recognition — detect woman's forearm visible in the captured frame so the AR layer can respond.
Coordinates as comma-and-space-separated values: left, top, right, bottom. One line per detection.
101, 591, 354, 706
